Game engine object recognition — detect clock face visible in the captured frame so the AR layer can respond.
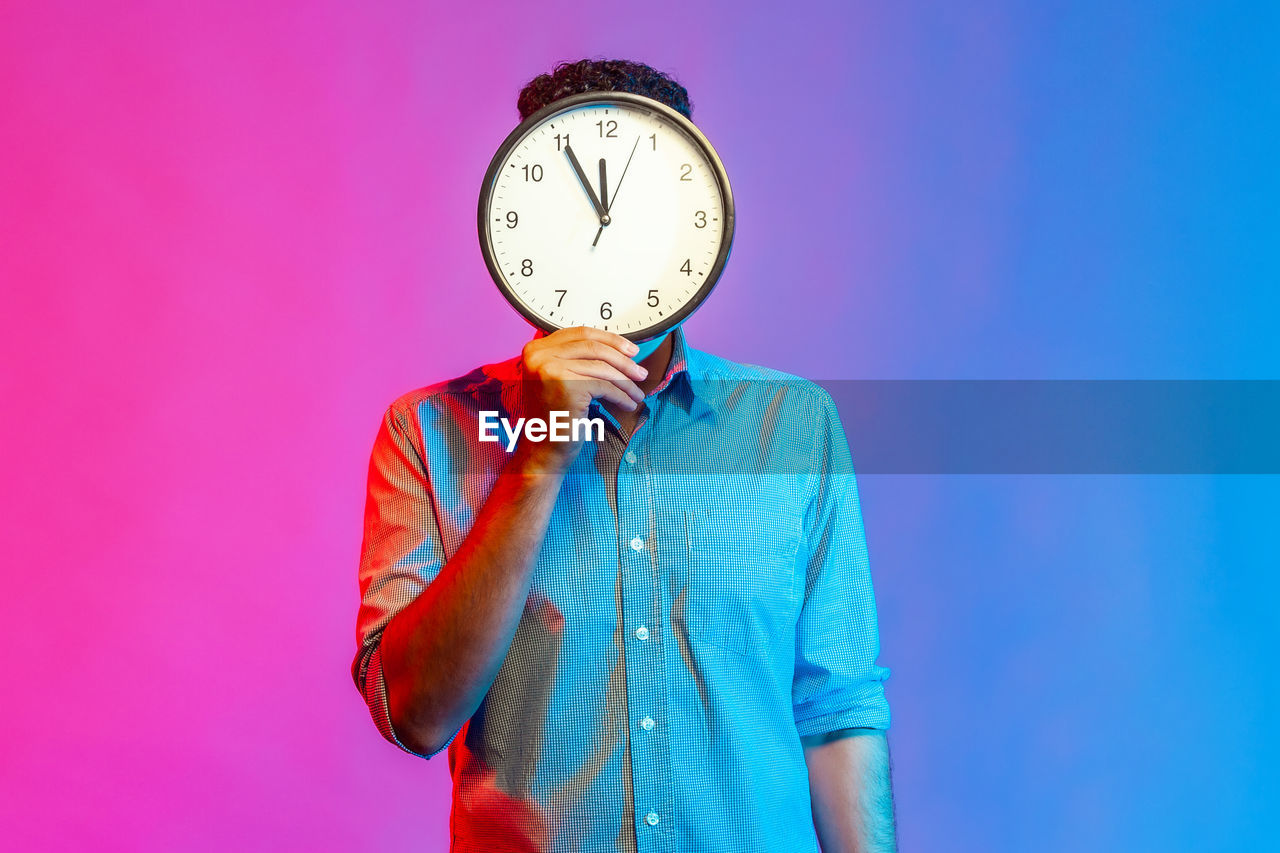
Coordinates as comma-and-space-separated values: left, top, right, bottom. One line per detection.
478, 92, 734, 341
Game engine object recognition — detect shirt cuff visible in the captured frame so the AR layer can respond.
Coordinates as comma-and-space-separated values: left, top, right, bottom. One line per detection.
794, 689, 891, 738
361, 641, 460, 759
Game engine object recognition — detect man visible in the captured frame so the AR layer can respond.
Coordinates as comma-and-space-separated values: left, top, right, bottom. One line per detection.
352, 59, 896, 852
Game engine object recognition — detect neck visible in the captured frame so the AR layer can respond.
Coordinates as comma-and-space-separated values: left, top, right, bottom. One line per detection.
636, 332, 674, 395
602, 332, 673, 433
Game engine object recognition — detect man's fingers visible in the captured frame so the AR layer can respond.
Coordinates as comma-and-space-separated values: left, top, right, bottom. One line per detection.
551, 326, 639, 356
522, 327, 650, 412
561, 360, 645, 404
563, 371, 641, 412
543, 339, 648, 382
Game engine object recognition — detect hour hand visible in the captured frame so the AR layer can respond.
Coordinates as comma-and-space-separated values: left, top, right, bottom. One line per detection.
564, 144, 609, 224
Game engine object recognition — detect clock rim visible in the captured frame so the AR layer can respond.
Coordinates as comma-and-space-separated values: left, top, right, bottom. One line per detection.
476, 91, 736, 344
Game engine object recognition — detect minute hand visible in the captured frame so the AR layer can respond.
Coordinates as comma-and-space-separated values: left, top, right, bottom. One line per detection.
564, 144, 608, 223
605, 136, 641, 214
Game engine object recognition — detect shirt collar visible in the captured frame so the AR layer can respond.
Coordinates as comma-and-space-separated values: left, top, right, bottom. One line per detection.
656, 325, 716, 421
475, 325, 716, 422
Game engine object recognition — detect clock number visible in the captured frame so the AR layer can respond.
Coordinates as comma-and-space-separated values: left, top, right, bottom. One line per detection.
521, 258, 533, 276
679, 163, 692, 181
647, 289, 660, 307
693, 210, 707, 228
600, 302, 612, 320
505, 211, 518, 229
596, 120, 618, 138
555, 289, 566, 307
522, 164, 543, 182
649, 133, 657, 150
680, 259, 692, 276
554, 133, 569, 151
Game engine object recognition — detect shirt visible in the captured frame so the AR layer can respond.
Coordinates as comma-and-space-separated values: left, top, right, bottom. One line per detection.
352, 325, 891, 853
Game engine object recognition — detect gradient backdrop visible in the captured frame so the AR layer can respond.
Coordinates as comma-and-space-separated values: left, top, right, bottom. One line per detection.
3, 1, 1278, 850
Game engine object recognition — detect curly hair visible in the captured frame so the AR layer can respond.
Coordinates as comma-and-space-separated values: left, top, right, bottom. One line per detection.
517, 59, 693, 120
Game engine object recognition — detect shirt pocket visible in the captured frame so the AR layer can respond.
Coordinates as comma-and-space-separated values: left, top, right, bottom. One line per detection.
681, 494, 802, 656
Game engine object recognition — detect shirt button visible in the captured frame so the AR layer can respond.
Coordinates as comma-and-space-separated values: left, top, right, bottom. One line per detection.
624, 450, 638, 464
645, 811, 660, 826
629, 536, 645, 552
634, 625, 649, 641
640, 716, 655, 731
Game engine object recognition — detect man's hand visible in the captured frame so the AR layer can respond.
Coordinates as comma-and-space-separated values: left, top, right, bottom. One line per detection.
516, 326, 647, 474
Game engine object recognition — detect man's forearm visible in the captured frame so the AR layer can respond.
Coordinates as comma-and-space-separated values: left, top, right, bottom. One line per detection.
802, 728, 897, 853
378, 445, 566, 755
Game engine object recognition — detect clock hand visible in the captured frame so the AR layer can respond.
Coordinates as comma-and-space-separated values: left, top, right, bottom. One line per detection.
593, 158, 609, 248
564, 144, 608, 224
605, 136, 641, 214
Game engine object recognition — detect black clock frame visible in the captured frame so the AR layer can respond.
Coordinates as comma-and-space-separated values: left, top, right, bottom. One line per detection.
476, 91, 736, 343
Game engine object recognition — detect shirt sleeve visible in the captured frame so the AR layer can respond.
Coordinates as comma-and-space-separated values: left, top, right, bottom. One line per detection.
791, 388, 892, 737
351, 402, 456, 759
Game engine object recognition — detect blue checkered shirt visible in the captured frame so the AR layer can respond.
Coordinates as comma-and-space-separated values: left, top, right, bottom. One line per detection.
352, 326, 891, 852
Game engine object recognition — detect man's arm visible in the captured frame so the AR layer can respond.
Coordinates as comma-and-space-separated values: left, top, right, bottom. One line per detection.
802, 728, 897, 853
378, 444, 567, 755
376, 327, 648, 756
791, 389, 895, 849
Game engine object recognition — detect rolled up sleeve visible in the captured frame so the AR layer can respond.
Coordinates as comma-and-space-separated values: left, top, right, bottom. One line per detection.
351, 402, 453, 758
791, 389, 891, 736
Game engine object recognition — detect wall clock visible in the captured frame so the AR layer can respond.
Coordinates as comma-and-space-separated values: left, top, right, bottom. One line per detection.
478, 91, 734, 344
